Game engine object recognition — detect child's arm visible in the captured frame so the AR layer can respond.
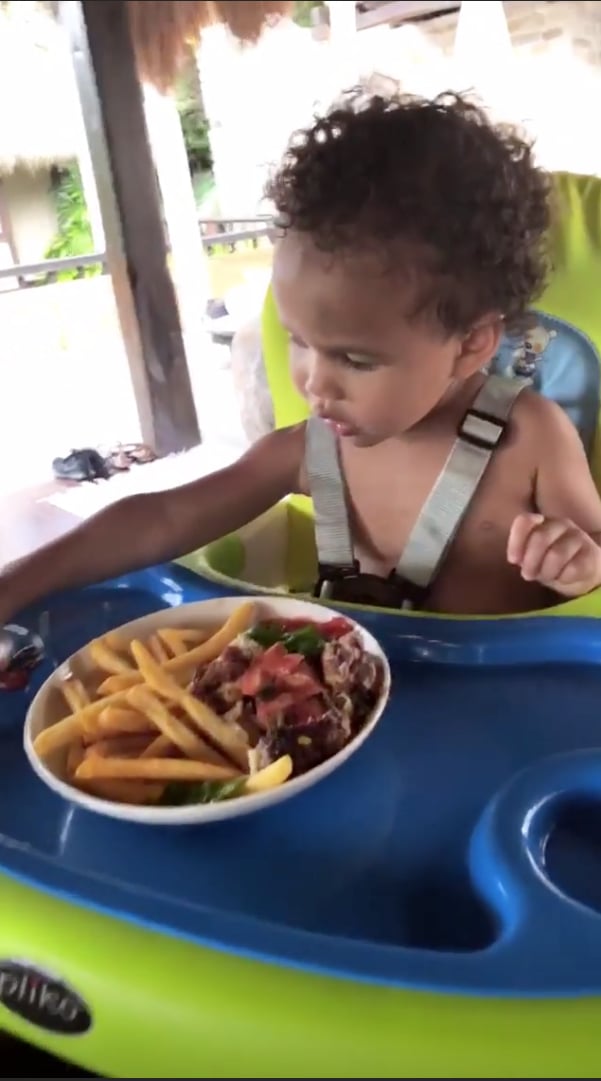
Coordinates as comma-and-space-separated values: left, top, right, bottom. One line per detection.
0, 427, 302, 625
507, 400, 601, 597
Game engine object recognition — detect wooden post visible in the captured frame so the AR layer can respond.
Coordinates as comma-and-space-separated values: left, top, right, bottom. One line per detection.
59, 0, 201, 456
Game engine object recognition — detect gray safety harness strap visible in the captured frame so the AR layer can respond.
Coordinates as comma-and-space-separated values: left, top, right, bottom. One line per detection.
305, 374, 528, 598
305, 416, 356, 570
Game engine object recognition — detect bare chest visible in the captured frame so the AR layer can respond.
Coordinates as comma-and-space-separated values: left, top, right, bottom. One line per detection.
339, 432, 543, 614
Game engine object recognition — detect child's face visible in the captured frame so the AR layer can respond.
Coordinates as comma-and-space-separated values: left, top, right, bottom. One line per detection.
272, 232, 498, 446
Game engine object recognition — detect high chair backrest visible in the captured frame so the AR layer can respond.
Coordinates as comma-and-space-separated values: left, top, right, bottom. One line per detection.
262, 171, 601, 488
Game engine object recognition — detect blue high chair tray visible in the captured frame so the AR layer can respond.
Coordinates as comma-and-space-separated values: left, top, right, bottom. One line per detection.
1, 565, 601, 999
3, 566, 601, 1078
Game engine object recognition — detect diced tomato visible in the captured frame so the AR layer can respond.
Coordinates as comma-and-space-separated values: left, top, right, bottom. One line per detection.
238, 643, 319, 697
238, 660, 267, 697
319, 617, 354, 639
275, 616, 352, 639
238, 639, 325, 726
260, 643, 304, 677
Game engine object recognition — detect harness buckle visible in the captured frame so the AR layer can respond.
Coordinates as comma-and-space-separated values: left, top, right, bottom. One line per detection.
458, 407, 507, 452
314, 565, 428, 611
314, 561, 361, 600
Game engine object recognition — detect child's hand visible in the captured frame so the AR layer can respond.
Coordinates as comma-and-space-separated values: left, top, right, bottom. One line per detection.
507, 513, 601, 597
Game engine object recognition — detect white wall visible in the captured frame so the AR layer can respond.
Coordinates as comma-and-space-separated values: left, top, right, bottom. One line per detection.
3, 166, 57, 264
363, 0, 601, 176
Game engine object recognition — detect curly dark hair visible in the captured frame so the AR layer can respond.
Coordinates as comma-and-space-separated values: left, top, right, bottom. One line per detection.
266, 90, 552, 333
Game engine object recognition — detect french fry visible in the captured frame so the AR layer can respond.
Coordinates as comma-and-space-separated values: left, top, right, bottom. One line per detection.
85, 734, 153, 759
157, 628, 209, 654
75, 756, 240, 783
148, 633, 170, 664
97, 707, 154, 736
88, 636, 134, 675
141, 734, 174, 759
156, 628, 188, 657
60, 678, 90, 713
94, 601, 256, 691
78, 692, 132, 737
104, 631, 129, 652
66, 739, 85, 777
164, 602, 255, 675
33, 714, 82, 757
130, 641, 249, 769
97, 672, 142, 696
127, 685, 230, 764
33, 689, 131, 758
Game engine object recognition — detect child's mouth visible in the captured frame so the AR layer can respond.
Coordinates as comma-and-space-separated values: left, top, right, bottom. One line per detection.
320, 416, 357, 438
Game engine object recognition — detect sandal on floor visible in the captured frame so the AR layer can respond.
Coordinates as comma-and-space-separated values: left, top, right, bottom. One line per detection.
52, 448, 112, 483
107, 442, 157, 467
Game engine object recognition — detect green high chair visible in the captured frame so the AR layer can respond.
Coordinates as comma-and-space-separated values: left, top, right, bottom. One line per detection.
181, 171, 601, 620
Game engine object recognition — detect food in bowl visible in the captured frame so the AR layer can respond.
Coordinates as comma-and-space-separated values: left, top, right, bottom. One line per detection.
29, 600, 386, 809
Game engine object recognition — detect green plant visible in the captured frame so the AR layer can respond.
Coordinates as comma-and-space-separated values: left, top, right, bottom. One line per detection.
177, 94, 213, 174
293, 1, 324, 28
174, 60, 213, 177
44, 165, 101, 281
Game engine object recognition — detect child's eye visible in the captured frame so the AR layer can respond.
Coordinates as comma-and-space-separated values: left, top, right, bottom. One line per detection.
289, 334, 309, 350
340, 353, 377, 372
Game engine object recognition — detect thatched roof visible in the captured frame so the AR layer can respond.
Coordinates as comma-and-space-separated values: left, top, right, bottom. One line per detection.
0, 0, 294, 176
0, 1, 83, 175
128, 1, 294, 90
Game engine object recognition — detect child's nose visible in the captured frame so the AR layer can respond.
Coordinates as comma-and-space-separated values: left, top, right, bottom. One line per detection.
305, 353, 343, 402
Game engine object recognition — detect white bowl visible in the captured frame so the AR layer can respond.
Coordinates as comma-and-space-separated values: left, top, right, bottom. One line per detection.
24, 595, 391, 825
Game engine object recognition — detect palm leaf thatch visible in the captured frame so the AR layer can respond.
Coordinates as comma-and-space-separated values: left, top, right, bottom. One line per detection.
0, 0, 294, 176
127, 1, 294, 90
0, 1, 83, 175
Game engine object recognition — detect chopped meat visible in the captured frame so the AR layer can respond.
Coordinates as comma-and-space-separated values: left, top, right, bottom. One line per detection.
191, 640, 259, 713
254, 700, 352, 776
355, 654, 381, 692
222, 700, 262, 745
321, 630, 364, 693
255, 690, 329, 730
321, 631, 383, 699
190, 620, 383, 777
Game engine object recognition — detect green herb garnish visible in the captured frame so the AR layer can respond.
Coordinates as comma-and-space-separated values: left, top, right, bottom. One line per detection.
247, 622, 325, 657
281, 625, 324, 657
160, 777, 247, 807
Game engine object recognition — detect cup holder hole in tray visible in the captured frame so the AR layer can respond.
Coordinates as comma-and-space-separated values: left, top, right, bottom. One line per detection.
544, 798, 601, 915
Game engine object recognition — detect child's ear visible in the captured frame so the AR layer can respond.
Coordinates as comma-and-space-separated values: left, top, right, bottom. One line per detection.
452, 317, 504, 378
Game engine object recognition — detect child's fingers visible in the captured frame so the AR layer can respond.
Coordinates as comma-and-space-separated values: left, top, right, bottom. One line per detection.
506, 512, 545, 567
536, 532, 586, 585
519, 519, 572, 581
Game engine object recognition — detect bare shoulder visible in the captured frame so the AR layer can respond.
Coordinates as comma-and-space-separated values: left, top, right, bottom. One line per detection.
512, 390, 601, 526
510, 387, 583, 452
